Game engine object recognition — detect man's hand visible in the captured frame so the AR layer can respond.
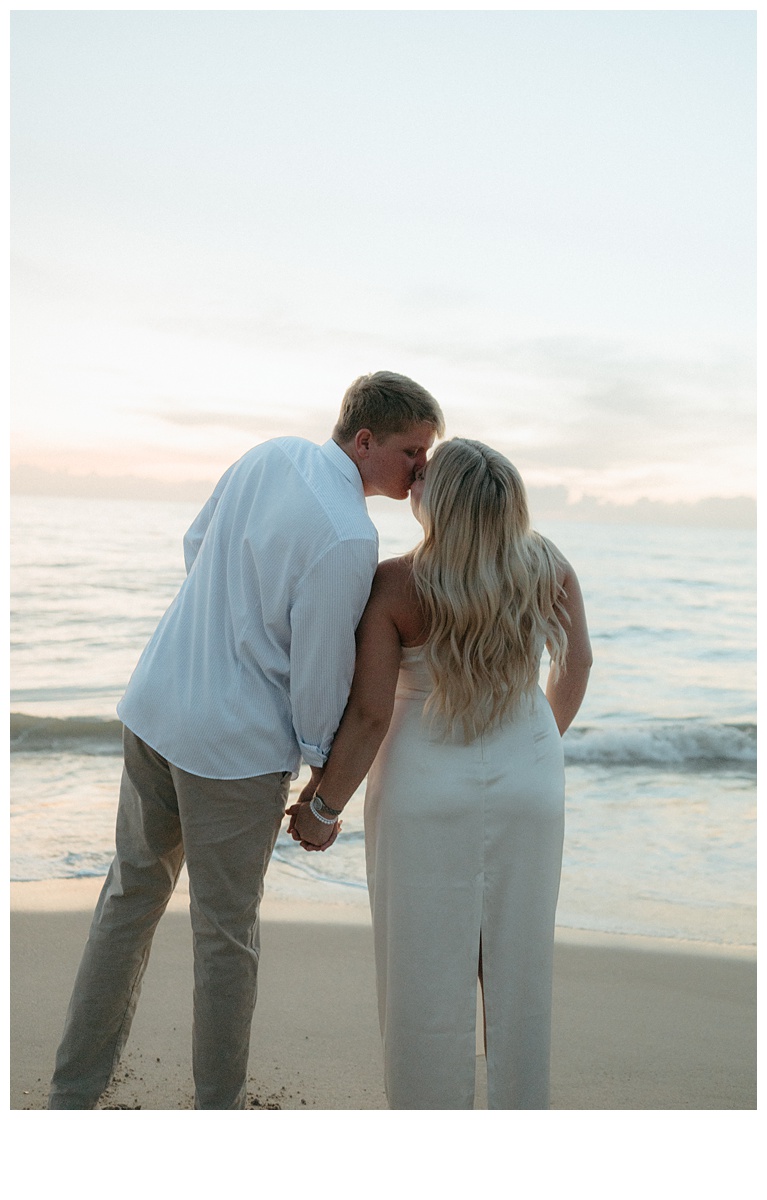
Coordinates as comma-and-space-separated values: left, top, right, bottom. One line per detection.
286, 800, 341, 852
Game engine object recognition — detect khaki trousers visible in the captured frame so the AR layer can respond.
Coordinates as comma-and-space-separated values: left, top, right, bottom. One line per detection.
48, 727, 290, 1110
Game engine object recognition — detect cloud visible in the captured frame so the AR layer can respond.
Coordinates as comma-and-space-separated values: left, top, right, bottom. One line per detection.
147, 407, 329, 441
527, 486, 754, 529
11, 463, 755, 527
12, 253, 754, 505
439, 335, 754, 500
10, 464, 212, 503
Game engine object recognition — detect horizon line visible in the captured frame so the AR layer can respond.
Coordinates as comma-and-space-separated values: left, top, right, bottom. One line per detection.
10, 464, 756, 529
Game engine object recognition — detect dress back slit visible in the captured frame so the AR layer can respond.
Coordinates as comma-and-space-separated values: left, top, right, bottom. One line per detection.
364, 644, 565, 1110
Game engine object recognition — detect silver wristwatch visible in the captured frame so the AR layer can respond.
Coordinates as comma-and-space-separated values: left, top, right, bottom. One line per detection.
309, 794, 338, 825
314, 792, 343, 820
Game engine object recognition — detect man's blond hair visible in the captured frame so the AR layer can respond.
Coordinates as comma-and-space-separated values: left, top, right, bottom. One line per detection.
334, 371, 445, 442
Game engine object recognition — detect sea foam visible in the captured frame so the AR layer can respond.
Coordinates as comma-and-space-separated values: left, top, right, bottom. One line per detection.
564, 721, 755, 770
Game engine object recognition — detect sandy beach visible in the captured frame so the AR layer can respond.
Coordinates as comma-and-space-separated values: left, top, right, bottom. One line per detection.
11, 870, 756, 1111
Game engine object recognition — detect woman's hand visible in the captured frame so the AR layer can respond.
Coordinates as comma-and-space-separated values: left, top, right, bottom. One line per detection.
286, 800, 342, 852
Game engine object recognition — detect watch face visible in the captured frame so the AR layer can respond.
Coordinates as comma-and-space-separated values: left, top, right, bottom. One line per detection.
312, 796, 334, 822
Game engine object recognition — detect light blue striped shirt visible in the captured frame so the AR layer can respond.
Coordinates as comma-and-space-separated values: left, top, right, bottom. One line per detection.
117, 438, 379, 779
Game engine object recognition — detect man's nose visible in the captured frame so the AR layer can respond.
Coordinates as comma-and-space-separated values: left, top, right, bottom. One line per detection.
414, 449, 427, 470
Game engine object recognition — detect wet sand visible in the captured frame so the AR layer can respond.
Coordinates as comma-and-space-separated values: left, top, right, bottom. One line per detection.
10, 877, 756, 1110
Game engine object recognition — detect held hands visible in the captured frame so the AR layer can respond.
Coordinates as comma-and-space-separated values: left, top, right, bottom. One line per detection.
286, 800, 342, 852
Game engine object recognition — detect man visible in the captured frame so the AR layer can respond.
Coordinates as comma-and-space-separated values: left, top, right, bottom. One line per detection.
48, 371, 444, 1110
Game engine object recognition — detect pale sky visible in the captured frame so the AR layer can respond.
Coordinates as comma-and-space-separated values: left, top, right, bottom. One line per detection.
10, 7, 756, 518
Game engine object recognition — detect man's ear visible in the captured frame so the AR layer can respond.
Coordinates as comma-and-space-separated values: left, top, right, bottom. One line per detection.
354, 428, 374, 458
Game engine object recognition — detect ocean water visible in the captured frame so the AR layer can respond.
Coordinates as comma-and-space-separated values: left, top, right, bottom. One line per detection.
10, 493, 756, 945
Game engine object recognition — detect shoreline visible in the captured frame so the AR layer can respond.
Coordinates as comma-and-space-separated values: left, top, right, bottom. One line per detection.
11, 874, 756, 1110
10, 873, 756, 959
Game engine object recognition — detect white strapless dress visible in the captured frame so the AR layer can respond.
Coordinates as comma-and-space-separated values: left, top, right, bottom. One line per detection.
364, 646, 565, 1110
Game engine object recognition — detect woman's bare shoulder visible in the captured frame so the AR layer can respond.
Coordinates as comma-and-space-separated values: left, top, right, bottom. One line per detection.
372, 555, 415, 592
370, 556, 425, 644
538, 535, 573, 586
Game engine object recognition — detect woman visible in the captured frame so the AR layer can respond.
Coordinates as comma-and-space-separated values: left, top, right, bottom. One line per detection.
289, 438, 592, 1109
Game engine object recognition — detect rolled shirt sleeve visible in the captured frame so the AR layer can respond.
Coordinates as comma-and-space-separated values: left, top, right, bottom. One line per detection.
289, 537, 379, 767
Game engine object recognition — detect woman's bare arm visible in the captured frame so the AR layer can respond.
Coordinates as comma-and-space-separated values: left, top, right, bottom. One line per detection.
289, 563, 404, 846
546, 558, 592, 735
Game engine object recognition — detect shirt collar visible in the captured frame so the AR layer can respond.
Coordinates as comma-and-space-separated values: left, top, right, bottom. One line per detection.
321, 438, 366, 501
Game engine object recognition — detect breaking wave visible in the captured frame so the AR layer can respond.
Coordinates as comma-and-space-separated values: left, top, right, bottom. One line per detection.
564, 721, 755, 771
11, 714, 123, 754
10, 712, 756, 772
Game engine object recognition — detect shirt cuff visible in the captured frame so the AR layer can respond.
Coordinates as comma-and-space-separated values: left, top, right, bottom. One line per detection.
298, 740, 330, 769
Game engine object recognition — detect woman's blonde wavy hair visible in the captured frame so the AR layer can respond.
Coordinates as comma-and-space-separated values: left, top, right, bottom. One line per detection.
411, 438, 569, 741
